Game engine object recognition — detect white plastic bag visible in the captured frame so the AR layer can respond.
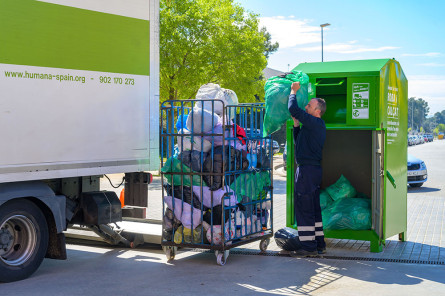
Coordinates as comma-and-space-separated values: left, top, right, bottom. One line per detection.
177, 129, 212, 152
186, 107, 220, 133
194, 83, 238, 119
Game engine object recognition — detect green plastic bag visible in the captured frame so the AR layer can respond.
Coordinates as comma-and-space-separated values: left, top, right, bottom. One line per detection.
319, 189, 333, 211
325, 175, 357, 201
161, 157, 207, 187
322, 198, 371, 230
263, 71, 309, 136
229, 171, 271, 202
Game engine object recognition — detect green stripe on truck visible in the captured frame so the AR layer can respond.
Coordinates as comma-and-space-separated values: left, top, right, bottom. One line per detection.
0, 0, 150, 75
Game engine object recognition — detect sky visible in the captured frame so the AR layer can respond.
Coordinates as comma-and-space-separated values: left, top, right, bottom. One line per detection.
237, 0, 445, 115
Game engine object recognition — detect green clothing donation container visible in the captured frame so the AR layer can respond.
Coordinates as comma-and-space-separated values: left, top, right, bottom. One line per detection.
286, 59, 408, 252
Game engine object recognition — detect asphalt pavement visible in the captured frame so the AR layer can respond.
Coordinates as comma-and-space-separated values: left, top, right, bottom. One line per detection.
1, 140, 445, 295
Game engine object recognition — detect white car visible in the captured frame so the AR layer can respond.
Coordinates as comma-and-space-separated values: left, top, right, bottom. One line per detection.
408, 154, 427, 187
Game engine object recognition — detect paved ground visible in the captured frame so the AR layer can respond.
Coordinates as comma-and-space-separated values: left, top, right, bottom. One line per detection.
2, 139, 444, 295
101, 140, 445, 263
2, 244, 445, 296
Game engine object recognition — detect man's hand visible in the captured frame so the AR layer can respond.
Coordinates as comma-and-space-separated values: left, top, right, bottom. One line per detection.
290, 82, 300, 94
292, 117, 300, 127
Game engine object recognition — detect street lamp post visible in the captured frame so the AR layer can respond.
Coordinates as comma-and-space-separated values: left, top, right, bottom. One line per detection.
320, 23, 330, 62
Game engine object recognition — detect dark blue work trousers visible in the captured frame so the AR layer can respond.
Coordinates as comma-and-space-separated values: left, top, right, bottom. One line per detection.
294, 165, 326, 251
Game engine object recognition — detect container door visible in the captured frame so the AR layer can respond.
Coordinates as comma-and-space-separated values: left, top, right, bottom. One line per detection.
372, 130, 384, 239
381, 60, 408, 239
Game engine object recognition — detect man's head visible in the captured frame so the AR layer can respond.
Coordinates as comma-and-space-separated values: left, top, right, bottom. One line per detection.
305, 98, 326, 118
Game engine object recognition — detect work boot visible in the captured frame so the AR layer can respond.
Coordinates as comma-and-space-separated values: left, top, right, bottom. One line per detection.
290, 249, 318, 257
317, 247, 326, 254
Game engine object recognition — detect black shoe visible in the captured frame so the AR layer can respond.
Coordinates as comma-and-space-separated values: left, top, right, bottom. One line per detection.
317, 248, 326, 254
290, 249, 318, 257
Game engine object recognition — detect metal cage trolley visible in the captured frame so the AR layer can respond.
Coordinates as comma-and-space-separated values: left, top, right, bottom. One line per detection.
160, 99, 273, 265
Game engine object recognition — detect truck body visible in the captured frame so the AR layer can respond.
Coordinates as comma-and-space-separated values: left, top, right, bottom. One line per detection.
0, 0, 159, 282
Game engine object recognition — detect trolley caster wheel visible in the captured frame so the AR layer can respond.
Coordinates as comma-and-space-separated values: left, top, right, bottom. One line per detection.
163, 246, 177, 261
215, 250, 229, 266
259, 238, 270, 252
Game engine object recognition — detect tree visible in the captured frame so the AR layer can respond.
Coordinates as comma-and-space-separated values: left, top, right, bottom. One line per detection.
408, 97, 429, 131
261, 27, 279, 60
160, 0, 278, 103
433, 111, 445, 125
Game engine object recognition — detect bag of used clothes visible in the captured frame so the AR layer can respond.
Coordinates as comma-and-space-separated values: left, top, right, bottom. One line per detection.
164, 195, 202, 229
174, 225, 204, 244
161, 156, 208, 187
176, 113, 188, 131
325, 175, 357, 201
322, 197, 371, 230
177, 129, 212, 153
206, 221, 236, 245
263, 71, 309, 136
319, 189, 333, 211
274, 227, 302, 251
203, 205, 231, 226
194, 84, 239, 119
162, 208, 182, 241
202, 146, 249, 191
237, 214, 263, 237
163, 184, 203, 210
186, 107, 220, 134
192, 186, 238, 208
177, 150, 208, 173
202, 122, 234, 147
230, 171, 271, 202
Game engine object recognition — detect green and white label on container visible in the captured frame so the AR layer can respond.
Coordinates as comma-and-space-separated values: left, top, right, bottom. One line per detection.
352, 83, 370, 119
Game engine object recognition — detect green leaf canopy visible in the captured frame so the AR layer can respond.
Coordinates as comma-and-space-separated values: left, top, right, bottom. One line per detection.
160, 0, 274, 103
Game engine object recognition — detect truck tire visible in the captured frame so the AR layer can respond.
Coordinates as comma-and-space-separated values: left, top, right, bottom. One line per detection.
0, 199, 49, 282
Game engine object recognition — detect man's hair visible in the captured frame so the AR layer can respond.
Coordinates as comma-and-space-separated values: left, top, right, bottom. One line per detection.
315, 98, 326, 117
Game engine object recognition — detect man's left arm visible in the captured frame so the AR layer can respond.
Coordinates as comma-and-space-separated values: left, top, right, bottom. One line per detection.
288, 82, 315, 127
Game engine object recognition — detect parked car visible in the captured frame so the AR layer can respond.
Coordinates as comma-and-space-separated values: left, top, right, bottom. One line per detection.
407, 154, 428, 187
244, 128, 279, 155
423, 135, 428, 143
408, 135, 414, 146
419, 135, 425, 144
426, 134, 434, 142
410, 135, 417, 145
258, 139, 280, 155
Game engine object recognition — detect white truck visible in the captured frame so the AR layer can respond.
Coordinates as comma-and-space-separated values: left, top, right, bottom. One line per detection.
0, 0, 159, 282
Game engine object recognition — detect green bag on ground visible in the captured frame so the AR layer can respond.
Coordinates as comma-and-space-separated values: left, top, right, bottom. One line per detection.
325, 175, 357, 201
355, 192, 368, 199
263, 70, 309, 136
322, 197, 371, 230
319, 189, 333, 211
322, 198, 371, 230
161, 157, 207, 187
229, 171, 271, 202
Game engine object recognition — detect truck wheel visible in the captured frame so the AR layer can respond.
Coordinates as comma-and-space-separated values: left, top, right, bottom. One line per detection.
0, 199, 49, 282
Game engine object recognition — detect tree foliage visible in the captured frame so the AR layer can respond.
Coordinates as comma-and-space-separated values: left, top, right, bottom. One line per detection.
408, 97, 430, 131
160, 0, 277, 103
424, 110, 445, 133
